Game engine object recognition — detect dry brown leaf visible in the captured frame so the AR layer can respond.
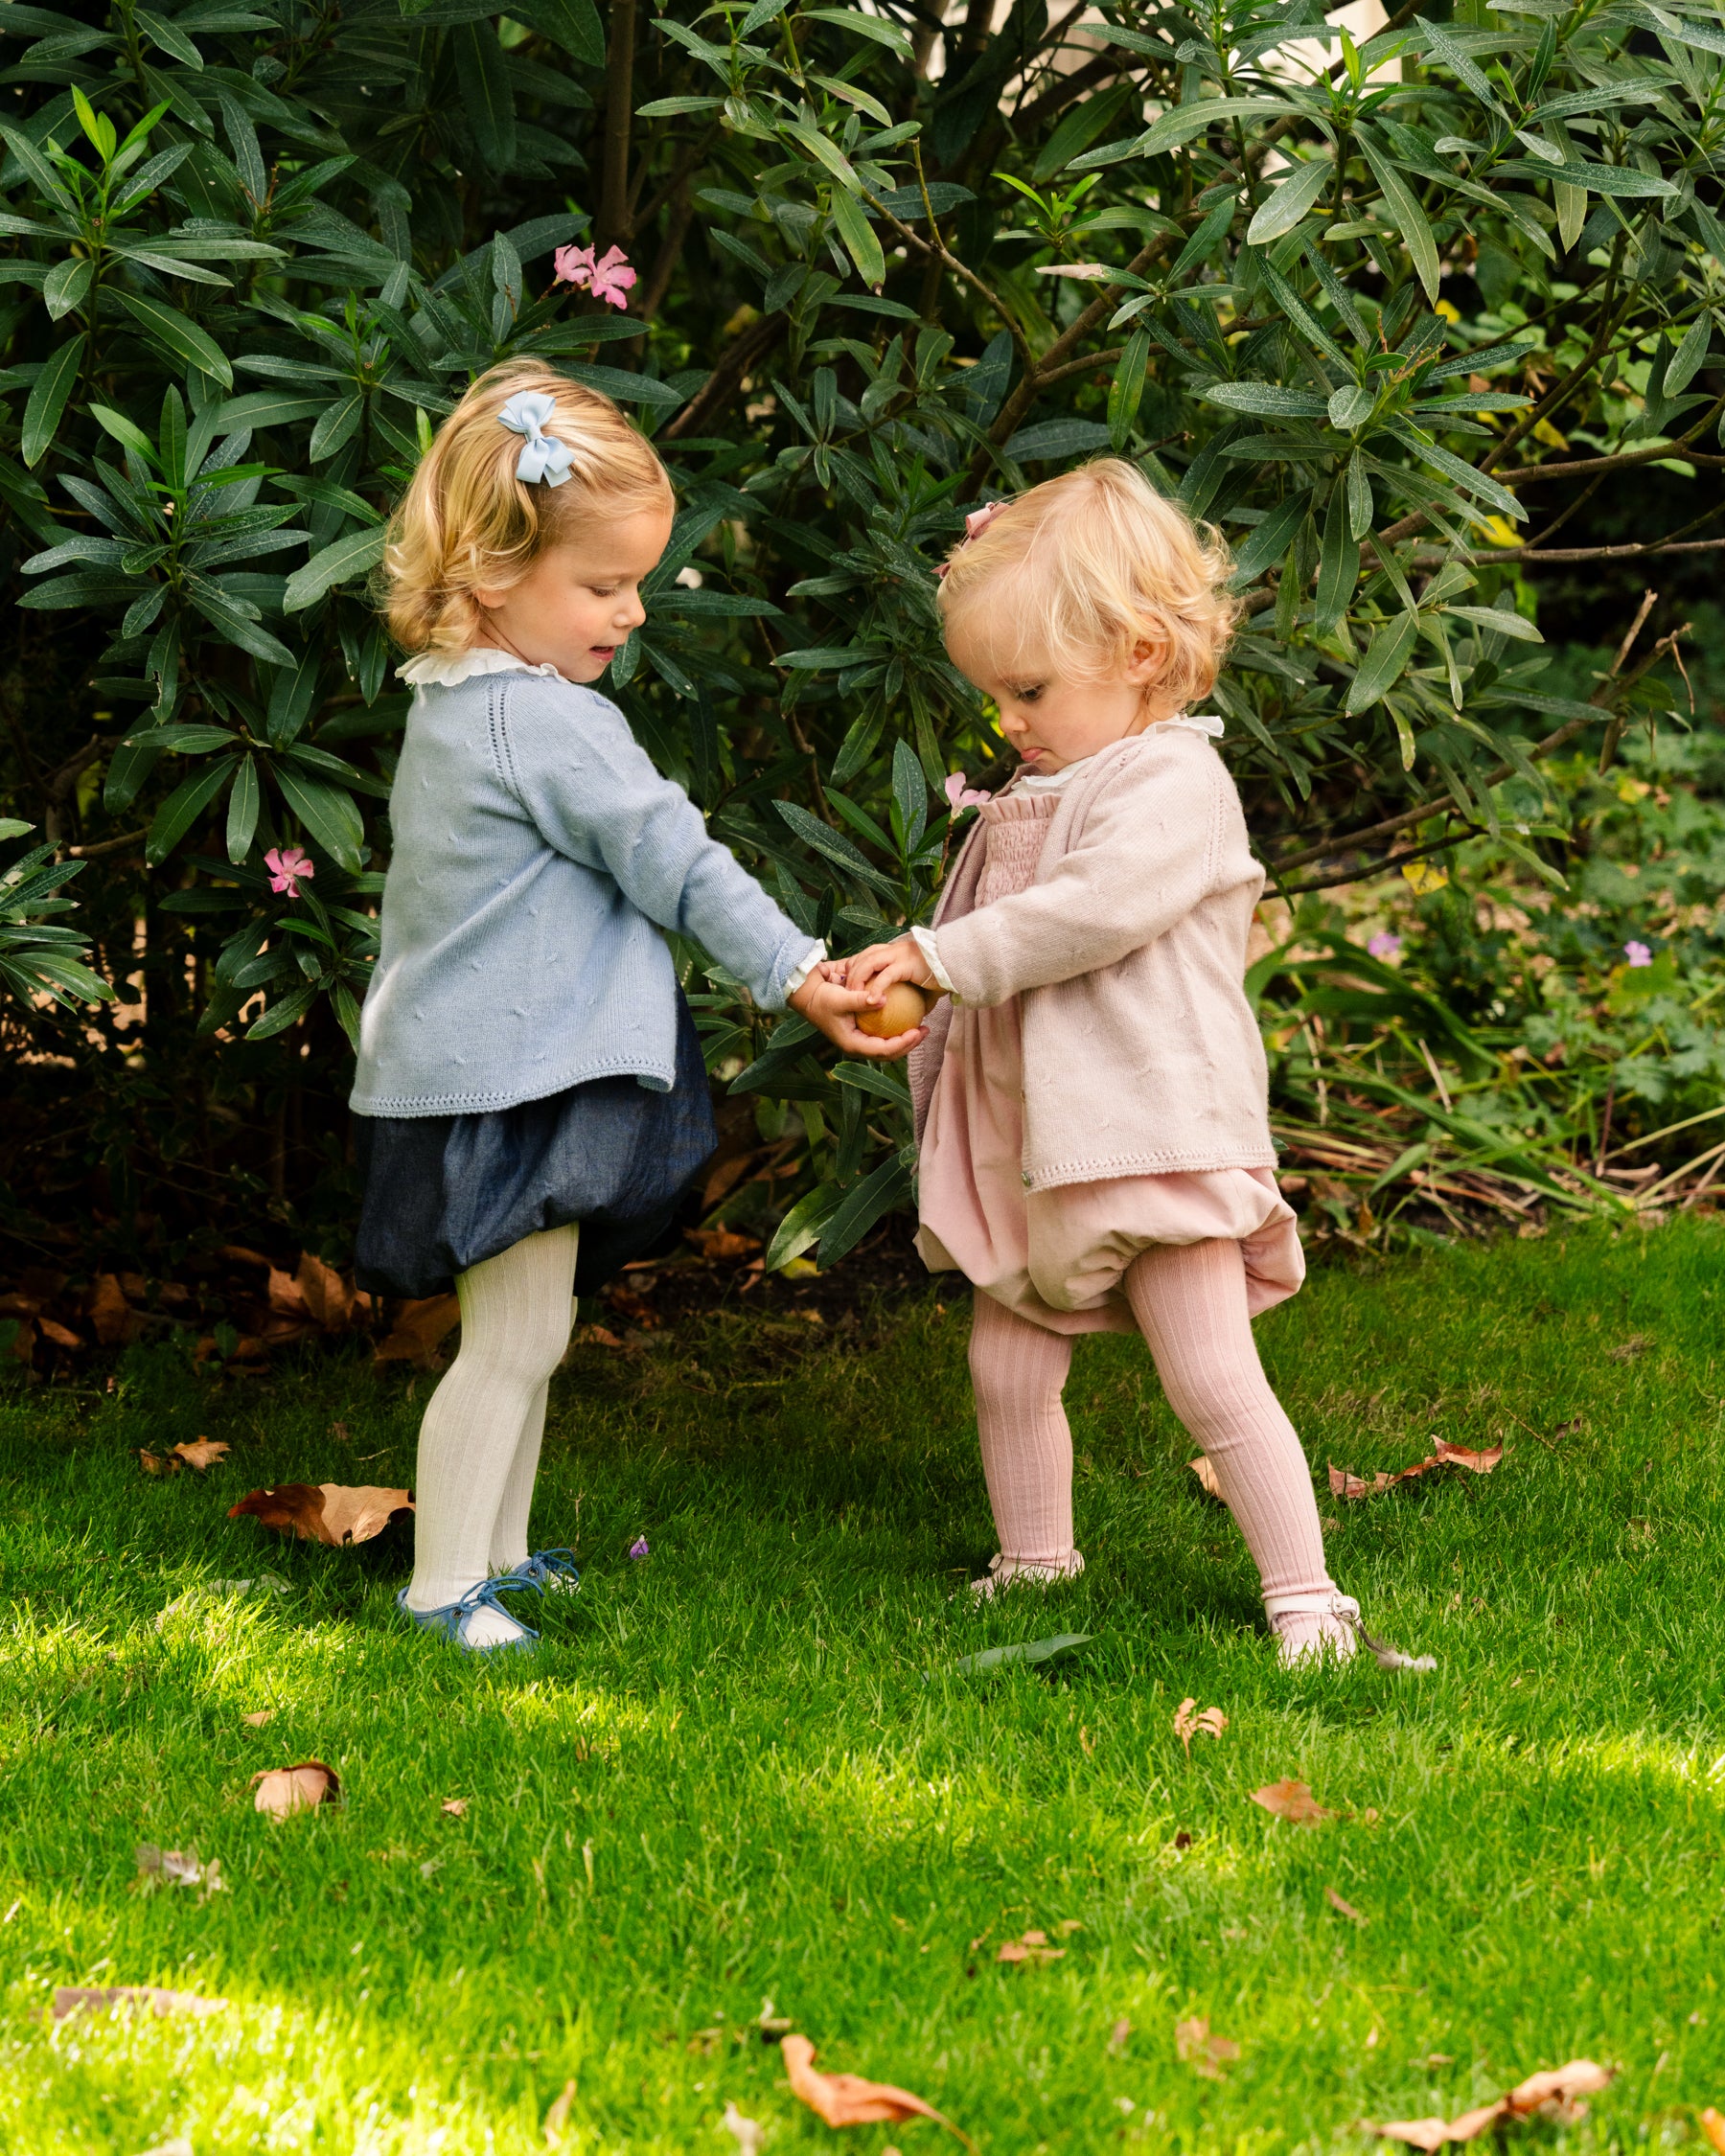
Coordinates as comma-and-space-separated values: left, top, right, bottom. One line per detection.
1187, 1455, 1225, 1502
228, 1482, 412, 1548
242, 1710, 271, 1727
441, 1797, 470, 1818
1172, 1698, 1228, 1755
685, 1226, 762, 1263
219, 1244, 272, 1270
573, 1323, 625, 1349
267, 1268, 310, 1319
373, 1294, 460, 1369
1174, 2017, 1238, 2079
138, 1449, 181, 1478
1252, 1778, 1337, 1825
1700, 2107, 1725, 2155
1365, 2059, 1613, 2148
781, 2033, 972, 2146
1324, 1886, 1367, 1923
997, 1927, 1066, 1965
542, 2078, 577, 2145
90, 1273, 143, 1346
172, 1437, 229, 1472
1108, 2017, 1132, 2056
1609, 1334, 1649, 1362
1329, 1441, 1503, 1502
252, 1759, 341, 1818
37, 1317, 81, 1350
53, 1984, 226, 2021
297, 1251, 358, 1332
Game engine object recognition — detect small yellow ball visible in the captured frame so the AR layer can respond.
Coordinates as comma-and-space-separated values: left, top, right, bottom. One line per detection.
856, 981, 930, 1040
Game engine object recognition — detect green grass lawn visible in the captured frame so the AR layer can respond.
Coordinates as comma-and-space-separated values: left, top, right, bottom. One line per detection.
3, 1218, 1723, 2155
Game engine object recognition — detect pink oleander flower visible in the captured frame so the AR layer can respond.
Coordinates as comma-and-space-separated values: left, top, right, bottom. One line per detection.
944, 771, 990, 813
628, 1535, 650, 1559
265, 845, 314, 901
1368, 931, 1402, 959
554, 241, 636, 310
553, 241, 594, 287
1624, 940, 1654, 968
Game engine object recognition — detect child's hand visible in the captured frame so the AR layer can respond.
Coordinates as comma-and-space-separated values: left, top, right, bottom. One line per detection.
843, 935, 942, 1001
788, 968, 927, 1061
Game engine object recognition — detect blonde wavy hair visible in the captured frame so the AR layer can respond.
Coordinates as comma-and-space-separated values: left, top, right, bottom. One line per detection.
936, 460, 1237, 711
383, 358, 674, 654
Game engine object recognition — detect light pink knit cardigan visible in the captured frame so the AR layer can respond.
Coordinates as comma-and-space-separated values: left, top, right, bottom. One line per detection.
908, 724, 1276, 1191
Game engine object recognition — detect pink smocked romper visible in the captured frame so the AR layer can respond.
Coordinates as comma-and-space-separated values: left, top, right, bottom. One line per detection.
915, 786, 1304, 1334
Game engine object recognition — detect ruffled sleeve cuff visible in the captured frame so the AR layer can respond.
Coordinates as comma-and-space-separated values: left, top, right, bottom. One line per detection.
781, 940, 827, 1000
910, 926, 955, 999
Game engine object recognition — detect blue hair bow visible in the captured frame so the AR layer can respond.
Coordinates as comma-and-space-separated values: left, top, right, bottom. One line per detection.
499, 389, 574, 487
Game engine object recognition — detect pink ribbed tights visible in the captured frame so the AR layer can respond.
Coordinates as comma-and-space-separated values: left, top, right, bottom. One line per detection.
967, 1237, 1338, 1632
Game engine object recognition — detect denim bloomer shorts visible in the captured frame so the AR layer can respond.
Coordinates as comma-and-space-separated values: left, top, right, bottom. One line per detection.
353, 992, 717, 1300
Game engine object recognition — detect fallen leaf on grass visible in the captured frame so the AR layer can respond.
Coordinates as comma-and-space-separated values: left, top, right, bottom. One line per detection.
1329, 1442, 1503, 1501
229, 1482, 413, 1548
90, 1273, 144, 1346
1175, 2017, 1238, 2079
1108, 2018, 1132, 2055
1700, 2107, 1725, 2155
1172, 1698, 1228, 1755
37, 1317, 81, 1350
1188, 1456, 1224, 1502
782, 2033, 973, 2147
374, 1294, 460, 1369
172, 1438, 229, 1472
1364, 2058, 1613, 2148
1325, 1886, 1367, 1923
944, 1632, 1091, 1678
442, 1797, 469, 1818
252, 1760, 341, 1818
998, 1928, 1066, 1966
135, 1845, 224, 1900
542, 2077, 576, 2145
573, 1323, 625, 1349
1608, 1334, 1649, 1363
1253, 1778, 1337, 1825
138, 1450, 180, 1477
722, 2101, 764, 2155
242, 1710, 271, 1727
53, 1984, 226, 2021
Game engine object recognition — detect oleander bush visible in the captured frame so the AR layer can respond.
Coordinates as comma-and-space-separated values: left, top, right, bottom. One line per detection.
0, 0, 1719, 1279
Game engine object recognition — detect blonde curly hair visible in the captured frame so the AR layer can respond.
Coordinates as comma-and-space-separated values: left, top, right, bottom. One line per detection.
383, 358, 674, 655
936, 459, 1237, 711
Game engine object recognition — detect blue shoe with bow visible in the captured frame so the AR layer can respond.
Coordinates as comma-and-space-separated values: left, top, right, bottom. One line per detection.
396, 1575, 539, 1654
506, 1548, 582, 1594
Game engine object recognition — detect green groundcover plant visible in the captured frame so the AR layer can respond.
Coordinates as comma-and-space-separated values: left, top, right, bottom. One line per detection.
0, 0, 1718, 1268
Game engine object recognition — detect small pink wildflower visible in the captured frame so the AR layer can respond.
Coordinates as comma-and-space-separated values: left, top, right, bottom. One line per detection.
628, 1535, 650, 1559
265, 845, 314, 900
1624, 940, 1653, 968
1367, 931, 1402, 959
554, 241, 636, 310
944, 772, 990, 813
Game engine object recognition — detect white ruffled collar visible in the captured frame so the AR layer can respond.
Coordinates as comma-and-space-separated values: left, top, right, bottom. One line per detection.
398, 645, 565, 689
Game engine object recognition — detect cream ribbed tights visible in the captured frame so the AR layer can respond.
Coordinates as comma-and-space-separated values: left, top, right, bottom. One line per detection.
969, 1238, 1346, 1652
404, 1225, 578, 1646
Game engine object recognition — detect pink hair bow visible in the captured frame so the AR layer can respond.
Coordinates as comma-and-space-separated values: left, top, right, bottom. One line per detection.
936, 495, 1013, 578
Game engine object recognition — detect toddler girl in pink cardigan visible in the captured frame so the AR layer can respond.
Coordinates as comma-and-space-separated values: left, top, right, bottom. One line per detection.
847, 461, 1363, 1665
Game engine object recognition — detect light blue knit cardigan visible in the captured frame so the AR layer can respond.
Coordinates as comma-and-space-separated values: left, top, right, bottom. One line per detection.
349, 664, 818, 1118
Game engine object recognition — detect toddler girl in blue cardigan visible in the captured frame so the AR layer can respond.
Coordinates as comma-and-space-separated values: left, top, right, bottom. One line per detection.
352, 360, 921, 1652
